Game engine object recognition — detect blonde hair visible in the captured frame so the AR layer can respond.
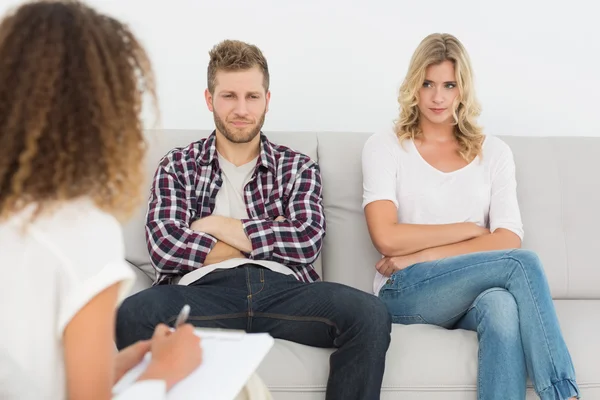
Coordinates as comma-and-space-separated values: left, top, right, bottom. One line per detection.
0, 0, 157, 223
394, 33, 484, 161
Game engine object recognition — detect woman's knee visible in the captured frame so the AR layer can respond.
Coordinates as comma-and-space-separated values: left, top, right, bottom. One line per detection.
508, 249, 545, 276
475, 289, 520, 341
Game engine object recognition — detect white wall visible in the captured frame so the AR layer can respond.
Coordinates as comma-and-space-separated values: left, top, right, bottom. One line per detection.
1, 0, 598, 136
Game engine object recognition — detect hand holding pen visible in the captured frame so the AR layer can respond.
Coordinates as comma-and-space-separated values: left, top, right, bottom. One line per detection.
137, 304, 202, 391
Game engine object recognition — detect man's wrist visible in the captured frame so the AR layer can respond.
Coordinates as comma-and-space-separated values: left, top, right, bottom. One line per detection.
203, 215, 219, 236
191, 215, 218, 236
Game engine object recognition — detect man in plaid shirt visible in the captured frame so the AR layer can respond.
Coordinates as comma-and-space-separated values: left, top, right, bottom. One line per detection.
116, 40, 391, 399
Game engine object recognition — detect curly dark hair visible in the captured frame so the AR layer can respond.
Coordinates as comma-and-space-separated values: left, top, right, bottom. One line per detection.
0, 0, 156, 222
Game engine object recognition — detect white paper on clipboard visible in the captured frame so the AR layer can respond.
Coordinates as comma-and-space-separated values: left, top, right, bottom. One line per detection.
112, 329, 274, 400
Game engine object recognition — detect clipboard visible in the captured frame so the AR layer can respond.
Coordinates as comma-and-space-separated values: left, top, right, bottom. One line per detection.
112, 328, 274, 400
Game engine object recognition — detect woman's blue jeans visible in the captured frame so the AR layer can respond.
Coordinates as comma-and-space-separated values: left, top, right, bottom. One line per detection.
379, 249, 580, 400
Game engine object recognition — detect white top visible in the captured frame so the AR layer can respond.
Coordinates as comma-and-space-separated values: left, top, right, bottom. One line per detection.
178, 153, 295, 286
362, 131, 524, 295
0, 198, 166, 399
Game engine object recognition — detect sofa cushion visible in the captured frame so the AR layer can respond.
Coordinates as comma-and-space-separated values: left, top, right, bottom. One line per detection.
257, 299, 600, 399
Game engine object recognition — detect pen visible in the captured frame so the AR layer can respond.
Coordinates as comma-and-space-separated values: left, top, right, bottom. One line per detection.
174, 304, 190, 329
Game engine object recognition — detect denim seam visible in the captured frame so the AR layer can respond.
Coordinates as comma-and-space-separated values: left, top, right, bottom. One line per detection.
184, 313, 247, 322
253, 268, 266, 296
253, 312, 340, 335
477, 317, 483, 400
438, 309, 469, 327
389, 251, 517, 294
246, 267, 253, 331
506, 254, 560, 385
537, 378, 578, 398
469, 288, 510, 311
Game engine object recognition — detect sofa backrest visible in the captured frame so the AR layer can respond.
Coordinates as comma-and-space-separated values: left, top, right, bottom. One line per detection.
123, 130, 600, 299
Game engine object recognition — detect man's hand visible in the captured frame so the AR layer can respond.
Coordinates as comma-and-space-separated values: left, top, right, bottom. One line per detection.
114, 339, 151, 384
191, 215, 286, 232
204, 241, 245, 266
190, 215, 286, 260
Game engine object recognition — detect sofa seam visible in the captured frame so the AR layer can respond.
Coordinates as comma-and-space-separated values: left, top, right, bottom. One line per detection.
552, 139, 570, 297
266, 382, 600, 390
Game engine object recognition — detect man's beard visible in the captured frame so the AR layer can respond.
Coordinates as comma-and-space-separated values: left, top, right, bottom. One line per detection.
214, 111, 266, 144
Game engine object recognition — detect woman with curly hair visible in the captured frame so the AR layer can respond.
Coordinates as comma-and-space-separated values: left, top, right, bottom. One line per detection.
361, 33, 579, 400
0, 1, 203, 399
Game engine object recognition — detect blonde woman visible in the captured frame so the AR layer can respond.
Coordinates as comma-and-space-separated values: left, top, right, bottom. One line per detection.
362, 33, 579, 400
0, 1, 204, 399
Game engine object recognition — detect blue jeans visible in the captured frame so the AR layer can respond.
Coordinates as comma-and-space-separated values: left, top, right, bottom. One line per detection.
379, 249, 579, 400
116, 265, 391, 400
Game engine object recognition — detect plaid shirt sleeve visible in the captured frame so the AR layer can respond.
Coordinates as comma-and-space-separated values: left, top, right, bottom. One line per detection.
145, 156, 217, 283
241, 162, 325, 266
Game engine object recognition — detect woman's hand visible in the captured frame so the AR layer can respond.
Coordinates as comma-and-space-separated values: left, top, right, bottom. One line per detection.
138, 323, 203, 391
114, 340, 151, 384
375, 248, 436, 277
376, 255, 418, 277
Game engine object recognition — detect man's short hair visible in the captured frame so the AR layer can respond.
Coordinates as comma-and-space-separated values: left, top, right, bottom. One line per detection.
207, 40, 269, 94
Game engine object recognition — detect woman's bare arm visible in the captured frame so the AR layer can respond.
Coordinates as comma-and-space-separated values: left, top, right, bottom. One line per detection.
364, 200, 489, 256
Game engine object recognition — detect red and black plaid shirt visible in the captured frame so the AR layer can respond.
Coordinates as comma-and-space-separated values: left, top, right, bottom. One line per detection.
146, 132, 325, 285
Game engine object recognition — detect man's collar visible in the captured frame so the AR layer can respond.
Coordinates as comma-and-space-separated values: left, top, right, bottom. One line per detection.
199, 131, 276, 174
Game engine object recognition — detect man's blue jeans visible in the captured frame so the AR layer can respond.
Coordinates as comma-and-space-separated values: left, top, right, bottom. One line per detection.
116, 265, 392, 400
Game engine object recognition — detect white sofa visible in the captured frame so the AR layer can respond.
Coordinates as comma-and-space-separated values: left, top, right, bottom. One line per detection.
122, 130, 600, 399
